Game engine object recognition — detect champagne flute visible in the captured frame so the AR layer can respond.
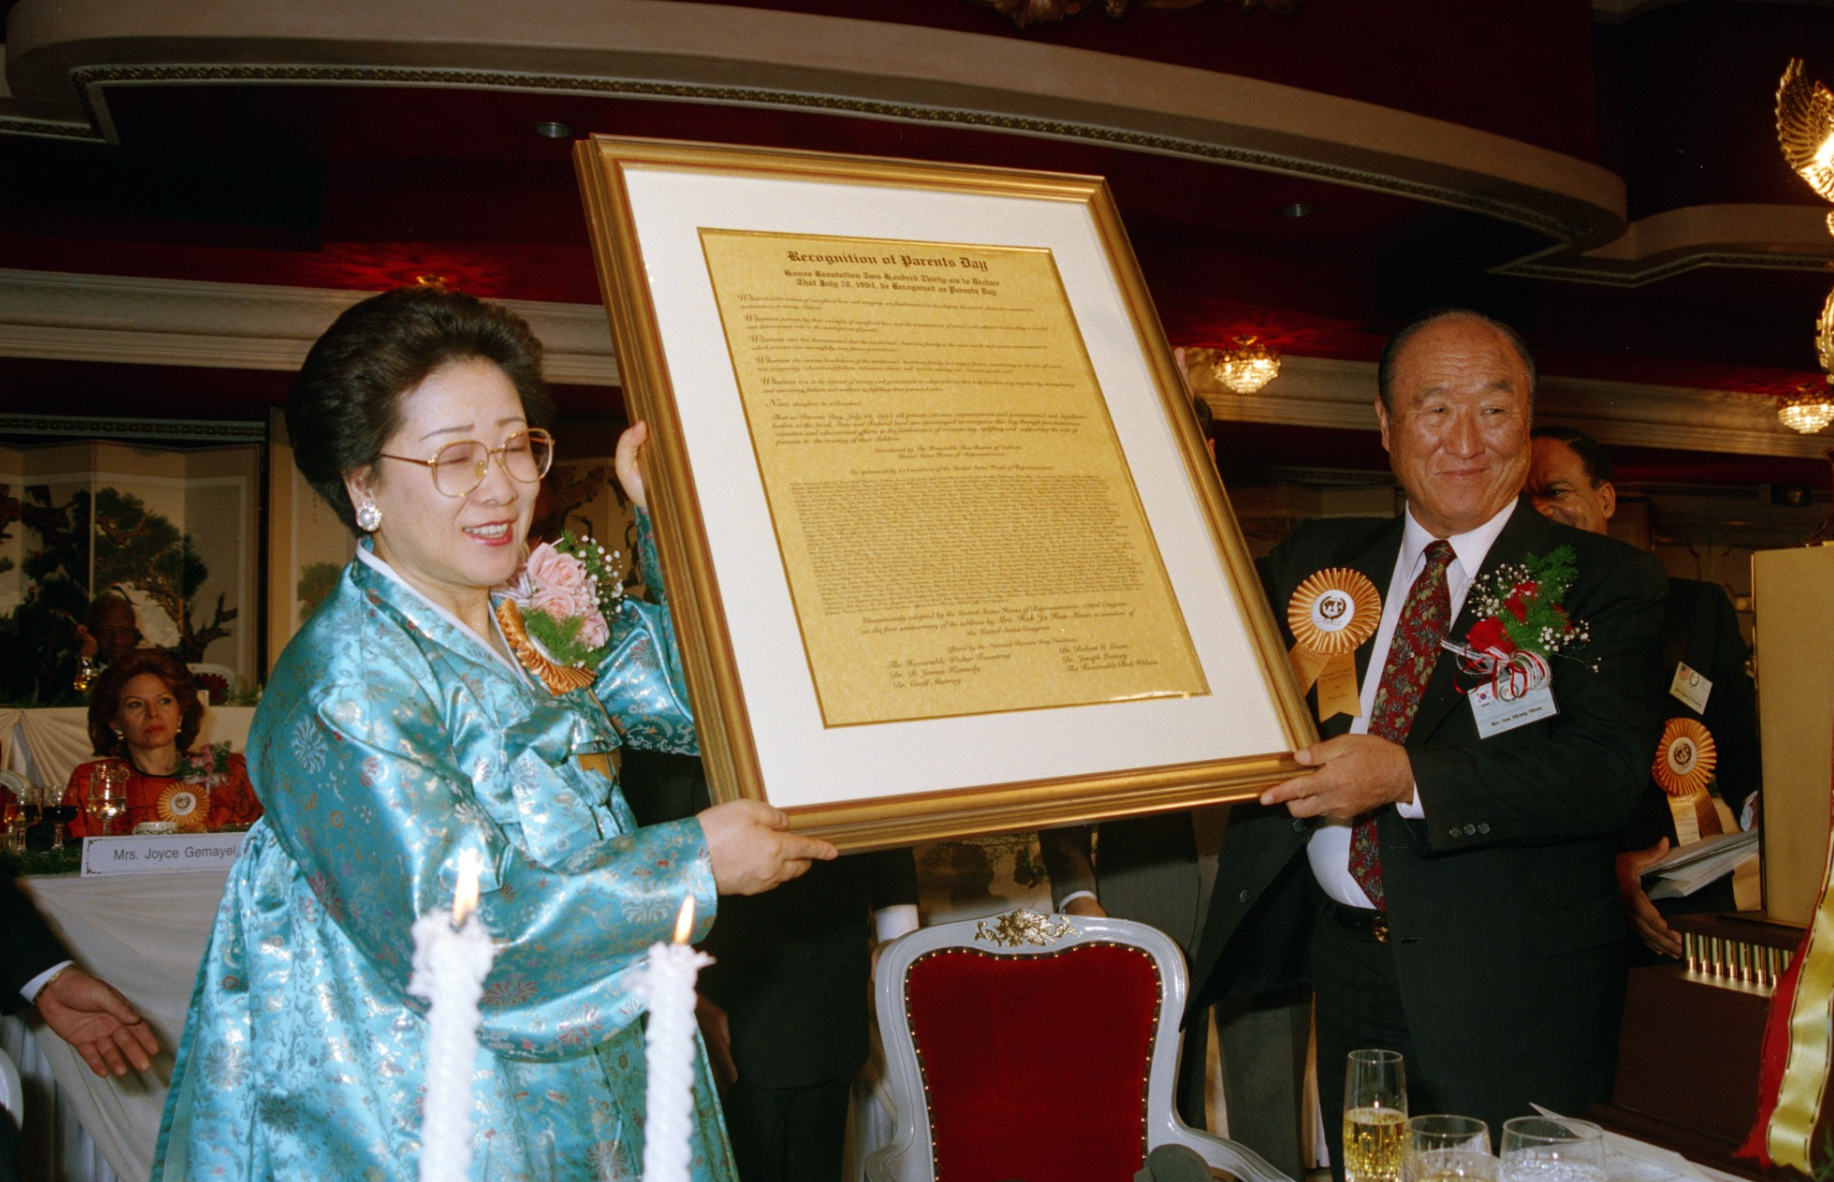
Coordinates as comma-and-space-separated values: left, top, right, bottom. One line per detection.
1499, 1116, 1605, 1182
1344, 1049, 1408, 1182
87, 760, 129, 837
1406, 1114, 1496, 1182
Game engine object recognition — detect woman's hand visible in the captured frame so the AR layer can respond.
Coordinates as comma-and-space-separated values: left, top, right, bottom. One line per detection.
699, 799, 837, 895
615, 422, 651, 513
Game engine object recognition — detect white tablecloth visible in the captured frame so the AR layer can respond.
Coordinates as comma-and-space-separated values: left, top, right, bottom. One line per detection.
11, 869, 229, 1182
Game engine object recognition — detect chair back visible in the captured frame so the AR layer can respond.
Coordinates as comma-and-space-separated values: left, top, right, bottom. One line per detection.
870, 907, 1289, 1182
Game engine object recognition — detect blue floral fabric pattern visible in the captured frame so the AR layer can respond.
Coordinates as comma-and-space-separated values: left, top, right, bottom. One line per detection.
152, 516, 732, 1182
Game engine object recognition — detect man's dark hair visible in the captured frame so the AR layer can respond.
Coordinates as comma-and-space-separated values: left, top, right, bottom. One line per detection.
1529, 424, 1614, 487
1376, 307, 1539, 414
286, 286, 556, 533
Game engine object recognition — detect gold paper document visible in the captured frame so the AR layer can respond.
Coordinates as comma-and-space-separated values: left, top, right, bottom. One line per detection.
701, 229, 1208, 726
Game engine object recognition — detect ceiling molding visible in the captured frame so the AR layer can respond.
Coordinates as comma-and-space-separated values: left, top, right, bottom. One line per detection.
1, 0, 1626, 257
1194, 354, 1833, 460
2, 268, 1822, 460
1500, 203, 1834, 285
0, 269, 620, 385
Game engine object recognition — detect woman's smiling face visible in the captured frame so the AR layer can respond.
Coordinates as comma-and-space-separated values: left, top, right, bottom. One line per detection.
347, 357, 538, 617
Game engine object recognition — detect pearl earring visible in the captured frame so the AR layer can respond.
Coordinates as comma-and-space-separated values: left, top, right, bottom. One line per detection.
355, 500, 383, 532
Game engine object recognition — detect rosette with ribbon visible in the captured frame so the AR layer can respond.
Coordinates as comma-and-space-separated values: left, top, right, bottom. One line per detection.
1652, 717, 1721, 842
157, 782, 211, 833
1286, 569, 1381, 720
496, 599, 596, 695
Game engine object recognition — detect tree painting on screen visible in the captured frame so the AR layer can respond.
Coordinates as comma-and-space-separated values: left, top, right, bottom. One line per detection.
92, 488, 236, 664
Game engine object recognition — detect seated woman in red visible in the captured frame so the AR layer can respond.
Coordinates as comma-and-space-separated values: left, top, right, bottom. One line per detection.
64, 648, 263, 836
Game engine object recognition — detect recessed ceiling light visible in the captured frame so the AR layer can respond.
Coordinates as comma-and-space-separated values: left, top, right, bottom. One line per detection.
536, 121, 573, 139
1281, 203, 1315, 218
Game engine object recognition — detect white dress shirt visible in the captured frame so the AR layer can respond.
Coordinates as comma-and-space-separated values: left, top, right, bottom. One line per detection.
1306, 500, 1519, 908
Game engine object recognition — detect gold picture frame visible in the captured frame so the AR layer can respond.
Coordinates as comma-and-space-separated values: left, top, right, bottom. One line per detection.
576, 135, 1315, 850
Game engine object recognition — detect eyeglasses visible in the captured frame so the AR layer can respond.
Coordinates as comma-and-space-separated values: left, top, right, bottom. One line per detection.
378, 428, 554, 497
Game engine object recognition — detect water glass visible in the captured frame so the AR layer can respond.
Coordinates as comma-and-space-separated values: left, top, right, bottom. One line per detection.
87, 760, 129, 837
1344, 1049, 1408, 1182
1499, 1116, 1605, 1182
1, 785, 20, 854
1406, 1114, 1496, 1182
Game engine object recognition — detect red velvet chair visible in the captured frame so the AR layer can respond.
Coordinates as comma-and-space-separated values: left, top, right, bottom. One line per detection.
867, 907, 1293, 1182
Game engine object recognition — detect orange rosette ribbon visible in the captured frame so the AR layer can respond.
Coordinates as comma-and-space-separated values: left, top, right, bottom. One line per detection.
1653, 717, 1721, 842
156, 782, 211, 833
1286, 569, 1381, 721
496, 599, 595, 695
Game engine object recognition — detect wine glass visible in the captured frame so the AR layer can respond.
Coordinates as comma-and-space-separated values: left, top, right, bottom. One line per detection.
1406, 1114, 1496, 1182
18, 784, 43, 849
45, 795, 79, 852
87, 760, 129, 837
1499, 1116, 1605, 1182
1344, 1049, 1408, 1182
1, 785, 20, 854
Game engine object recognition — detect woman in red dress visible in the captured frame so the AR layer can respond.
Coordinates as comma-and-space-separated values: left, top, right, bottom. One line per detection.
63, 648, 263, 836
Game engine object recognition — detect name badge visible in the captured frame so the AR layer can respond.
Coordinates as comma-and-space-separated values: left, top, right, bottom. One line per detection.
1469, 681, 1557, 738
1669, 661, 1712, 713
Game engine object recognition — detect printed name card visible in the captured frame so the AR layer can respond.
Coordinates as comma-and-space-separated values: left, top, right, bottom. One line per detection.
81, 832, 246, 877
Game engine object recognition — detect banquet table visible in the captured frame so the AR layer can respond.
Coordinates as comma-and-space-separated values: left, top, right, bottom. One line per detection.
5, 868, 230, 1182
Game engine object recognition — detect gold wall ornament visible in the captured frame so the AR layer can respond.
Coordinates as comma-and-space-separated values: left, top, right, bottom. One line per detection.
973, 908, 1079, 947
1778, 59, 1834, 205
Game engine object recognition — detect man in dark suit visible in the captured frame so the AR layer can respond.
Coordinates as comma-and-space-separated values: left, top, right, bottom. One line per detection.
1188, 309, 1667, 1161
1527, 424, 1761, 958
618, 748, 918, 1182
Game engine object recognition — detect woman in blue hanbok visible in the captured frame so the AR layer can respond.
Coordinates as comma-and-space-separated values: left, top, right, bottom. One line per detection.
152, 287, 835, 1181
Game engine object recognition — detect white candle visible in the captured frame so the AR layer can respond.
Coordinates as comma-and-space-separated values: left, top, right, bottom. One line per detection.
409, 850, 496, 1182
636, 896, 712, 1182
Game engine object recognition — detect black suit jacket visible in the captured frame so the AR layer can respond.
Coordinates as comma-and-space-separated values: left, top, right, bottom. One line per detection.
618, 748, 919, 1090
1190, 497, 1667, 1126
3, 860, 70, 1014
1622, 577, 1761, 850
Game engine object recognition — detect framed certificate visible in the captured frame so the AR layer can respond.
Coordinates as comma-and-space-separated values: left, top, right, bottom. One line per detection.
576, 136, 1315, 850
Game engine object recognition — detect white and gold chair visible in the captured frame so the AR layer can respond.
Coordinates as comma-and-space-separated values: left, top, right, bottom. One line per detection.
868, 907, 1293, 1182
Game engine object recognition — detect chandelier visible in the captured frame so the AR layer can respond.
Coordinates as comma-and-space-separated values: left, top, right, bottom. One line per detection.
1212, 335, 1282, 394
1779, 380, 1834, 434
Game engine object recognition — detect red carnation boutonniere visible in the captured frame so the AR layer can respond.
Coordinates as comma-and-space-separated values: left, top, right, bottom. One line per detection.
1444, 546, 1593, 700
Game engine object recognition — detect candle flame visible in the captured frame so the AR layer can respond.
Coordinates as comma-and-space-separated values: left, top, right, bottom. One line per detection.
672, 895, 696, 945
452, 850, 483, 927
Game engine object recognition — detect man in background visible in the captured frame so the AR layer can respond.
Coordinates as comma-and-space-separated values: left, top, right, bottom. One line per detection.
1528, 424, 1760, 958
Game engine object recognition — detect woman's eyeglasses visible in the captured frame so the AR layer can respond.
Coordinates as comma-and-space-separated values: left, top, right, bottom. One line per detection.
378, 428, 554, 497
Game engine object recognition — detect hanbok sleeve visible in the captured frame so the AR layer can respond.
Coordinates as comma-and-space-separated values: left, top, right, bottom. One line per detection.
595, 508, 697, 755
256, 664, 717, 1062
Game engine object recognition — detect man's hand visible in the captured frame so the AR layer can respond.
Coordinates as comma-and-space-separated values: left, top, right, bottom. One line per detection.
35, 967, 160, 1078
700, 799, 838, 895
1062, 896, 1107, 918
1259, 735, 1415, 821
695, 994, 739, 1087
1616, 839, 1683, 958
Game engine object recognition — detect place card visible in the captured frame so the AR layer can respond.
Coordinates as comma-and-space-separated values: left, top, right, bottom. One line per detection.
80, 831, 245, 877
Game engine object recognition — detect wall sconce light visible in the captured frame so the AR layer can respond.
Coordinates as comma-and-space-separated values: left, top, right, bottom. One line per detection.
1212, 335, 1282, 394
1779, 380, 1834, 434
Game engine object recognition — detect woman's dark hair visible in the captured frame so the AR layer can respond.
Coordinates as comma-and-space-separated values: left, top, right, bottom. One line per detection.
88, 648, 204, 758
287, 286, 557, 532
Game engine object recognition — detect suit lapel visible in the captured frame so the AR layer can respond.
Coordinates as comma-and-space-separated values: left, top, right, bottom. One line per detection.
1407, 497, 1549, 745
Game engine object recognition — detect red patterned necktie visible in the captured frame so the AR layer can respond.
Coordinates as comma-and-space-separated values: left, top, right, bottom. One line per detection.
1349, 540, 1454, 912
